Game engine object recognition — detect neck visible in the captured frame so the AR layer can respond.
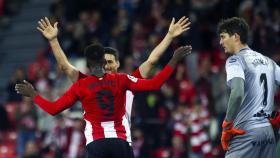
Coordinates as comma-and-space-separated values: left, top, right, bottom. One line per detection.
91, 66, 105, 78
233, 43, 249, 55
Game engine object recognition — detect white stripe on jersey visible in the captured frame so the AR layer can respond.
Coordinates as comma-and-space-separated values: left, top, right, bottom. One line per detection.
101, 121, 118, 138
122, 114, 132, 143
124, 90, 134, 142
191, 136, 201, 146
83, 90, 134, 145
84, 119, 93, 145
125, 90, 134, 126
202, 143, 211, 153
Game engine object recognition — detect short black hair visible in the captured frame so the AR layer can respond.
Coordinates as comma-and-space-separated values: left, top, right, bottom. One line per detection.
218, 17, 249, 44
104, 47, 119, 61
84, 43, 105, 68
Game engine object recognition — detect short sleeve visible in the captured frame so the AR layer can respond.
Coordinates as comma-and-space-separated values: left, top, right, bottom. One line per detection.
225, 56, 245, 86
273, 61, 280, 85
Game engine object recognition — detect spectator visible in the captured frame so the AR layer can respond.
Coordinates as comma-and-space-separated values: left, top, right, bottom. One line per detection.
15, 97, 37, 157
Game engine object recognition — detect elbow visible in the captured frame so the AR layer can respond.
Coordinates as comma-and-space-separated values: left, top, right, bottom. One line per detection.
236, 95, 243, 102
47, 110, 60, 116
58, 65, 67, 72
152, 83, 162, 90
147, 60, 157, 67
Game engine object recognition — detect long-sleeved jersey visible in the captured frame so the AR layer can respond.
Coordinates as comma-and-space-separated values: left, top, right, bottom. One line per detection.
34, 65, 173, 144
78, 68, 143, 144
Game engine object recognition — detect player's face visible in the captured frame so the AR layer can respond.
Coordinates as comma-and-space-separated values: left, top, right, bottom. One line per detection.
104, 54, 120, 73
219, 32, 235, 54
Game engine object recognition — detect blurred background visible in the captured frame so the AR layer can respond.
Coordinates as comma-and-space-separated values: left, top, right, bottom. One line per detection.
0, 0, 279, 158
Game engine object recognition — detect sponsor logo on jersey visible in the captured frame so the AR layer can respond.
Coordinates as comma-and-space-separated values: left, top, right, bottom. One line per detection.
251, 138, 275, 146
127, 75, 138, 82
229, 58, 237, 63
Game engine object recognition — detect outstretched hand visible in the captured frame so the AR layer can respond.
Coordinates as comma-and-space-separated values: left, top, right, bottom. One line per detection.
37, 17, 58, 41
168, 16, 191, 38
15, 80, 37, 98
173, 45, 192, 60
168, 45, 192, 68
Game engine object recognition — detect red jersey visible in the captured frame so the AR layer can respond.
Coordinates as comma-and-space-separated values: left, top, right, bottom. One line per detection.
34, 65, 173, 144
78, 68, 143, 144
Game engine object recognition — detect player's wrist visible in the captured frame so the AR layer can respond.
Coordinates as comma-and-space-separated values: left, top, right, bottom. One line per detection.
30, 91, 38, 99
222, 120, 233, 130
49, 37, 58, 43
167, 31, 175, 38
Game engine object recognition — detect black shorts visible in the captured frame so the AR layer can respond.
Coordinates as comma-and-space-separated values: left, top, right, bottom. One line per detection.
85, 138, 134, 158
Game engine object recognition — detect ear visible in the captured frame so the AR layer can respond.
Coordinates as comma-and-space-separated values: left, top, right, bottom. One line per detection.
116, 61, 120, 69
234, 33, 240, 41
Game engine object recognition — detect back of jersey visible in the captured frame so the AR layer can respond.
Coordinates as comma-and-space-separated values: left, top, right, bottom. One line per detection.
226, 48, 276, 130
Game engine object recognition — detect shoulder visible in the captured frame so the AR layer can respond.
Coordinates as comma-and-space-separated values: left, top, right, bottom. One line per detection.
116, 73, 139, 82
106, 73, 127, 81
226, 55, 242, 66
78, 71, 89, 80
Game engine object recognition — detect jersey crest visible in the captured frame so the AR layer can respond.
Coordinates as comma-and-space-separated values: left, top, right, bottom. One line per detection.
127, 75, 138, 83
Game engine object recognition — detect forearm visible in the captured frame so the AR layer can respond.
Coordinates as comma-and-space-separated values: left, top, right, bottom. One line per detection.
130, 64, 174, 91
49, 38, 69, 69
33, 90, 76, 116
49, 38, 78, 82
139, 33, 173, 78
225, 78, 244, 122
147, 33, 173, 64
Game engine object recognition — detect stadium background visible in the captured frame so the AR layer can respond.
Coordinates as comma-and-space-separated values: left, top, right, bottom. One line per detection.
0, 0, 279, 157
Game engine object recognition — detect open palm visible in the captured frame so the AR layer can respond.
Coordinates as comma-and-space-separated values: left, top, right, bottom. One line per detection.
37, 17, 58, 40
168, 16, 191, 38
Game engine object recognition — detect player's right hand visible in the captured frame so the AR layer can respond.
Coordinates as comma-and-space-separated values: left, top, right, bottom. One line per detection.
221, 120, 246, 151
15, 80, 38, 98
37, 17, 58, 41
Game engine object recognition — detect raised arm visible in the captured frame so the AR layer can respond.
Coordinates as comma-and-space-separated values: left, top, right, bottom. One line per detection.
127, 46, 192, 91
15, 80, 78, 115
37, 17, 79, 82
138, 16, 191, 78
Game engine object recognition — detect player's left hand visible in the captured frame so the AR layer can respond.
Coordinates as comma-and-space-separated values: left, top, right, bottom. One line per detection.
168, 16, 191, 38
269, 112, 280, 129
15, 80, 37, 98
221, 120, 246, 151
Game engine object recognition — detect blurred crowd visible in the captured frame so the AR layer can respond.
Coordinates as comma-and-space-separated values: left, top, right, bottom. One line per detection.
0, 0, 280, 158
0, 0, 28, 29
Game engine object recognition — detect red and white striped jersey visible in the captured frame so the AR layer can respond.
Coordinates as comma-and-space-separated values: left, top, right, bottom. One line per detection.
34, 65, 173, 145
78, 69, 143, 144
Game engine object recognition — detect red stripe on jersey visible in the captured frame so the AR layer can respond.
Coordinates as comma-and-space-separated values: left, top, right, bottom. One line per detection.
115, 119, 127, 140
92, 122, 105, 140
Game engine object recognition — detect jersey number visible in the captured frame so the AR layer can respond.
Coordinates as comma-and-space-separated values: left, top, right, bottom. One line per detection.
260, 73, 268, 106
96, 90, 114, 117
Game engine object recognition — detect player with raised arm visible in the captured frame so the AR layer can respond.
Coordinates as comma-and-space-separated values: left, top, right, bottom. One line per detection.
15, 43, 192, 158
218, 17, 277, 158
37, 16, 190, 80
36, 16, 190, 145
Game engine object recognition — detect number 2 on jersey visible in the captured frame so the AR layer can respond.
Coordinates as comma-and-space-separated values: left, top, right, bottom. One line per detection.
260, 73, 268, 106
96, 90, 114, 117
